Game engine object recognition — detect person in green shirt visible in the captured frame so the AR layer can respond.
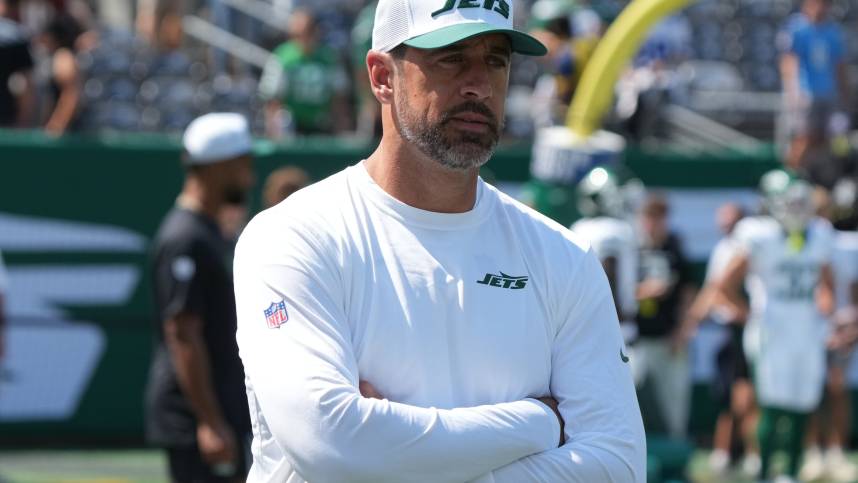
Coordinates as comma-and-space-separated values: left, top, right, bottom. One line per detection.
260, 9, 351, 137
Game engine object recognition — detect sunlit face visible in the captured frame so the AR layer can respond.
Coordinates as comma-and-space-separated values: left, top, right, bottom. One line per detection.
392, 34, 512, 171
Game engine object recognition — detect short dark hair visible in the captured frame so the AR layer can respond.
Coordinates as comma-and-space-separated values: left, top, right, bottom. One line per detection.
389, 44, 408, 60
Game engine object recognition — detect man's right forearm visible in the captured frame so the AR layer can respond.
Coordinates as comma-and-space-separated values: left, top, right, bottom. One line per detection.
248, 353, 560, 483
165, 317, 226, 428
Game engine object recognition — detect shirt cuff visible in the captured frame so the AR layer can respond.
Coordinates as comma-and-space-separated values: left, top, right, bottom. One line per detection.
525, 397, 561, 450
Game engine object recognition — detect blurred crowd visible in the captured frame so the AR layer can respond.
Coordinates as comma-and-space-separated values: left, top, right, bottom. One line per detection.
1, 0, 856, 157
0, 0, 619, 138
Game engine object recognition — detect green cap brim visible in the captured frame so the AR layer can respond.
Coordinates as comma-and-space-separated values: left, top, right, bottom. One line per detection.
404, 22, 547, 56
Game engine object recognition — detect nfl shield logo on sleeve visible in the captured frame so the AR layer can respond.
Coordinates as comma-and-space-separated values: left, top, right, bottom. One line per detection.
264, 301, 289, 329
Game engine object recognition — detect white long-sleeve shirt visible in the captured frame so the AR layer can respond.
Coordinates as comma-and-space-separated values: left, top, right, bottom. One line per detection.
234, 163, 646, 482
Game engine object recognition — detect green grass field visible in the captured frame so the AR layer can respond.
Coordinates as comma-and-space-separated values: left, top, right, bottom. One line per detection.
0, 450, 168, 483
2, 449, 858, 482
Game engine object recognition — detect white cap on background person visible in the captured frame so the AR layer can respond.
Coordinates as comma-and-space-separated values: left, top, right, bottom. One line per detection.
372, 0, 547, 56
182, 113, 253, 165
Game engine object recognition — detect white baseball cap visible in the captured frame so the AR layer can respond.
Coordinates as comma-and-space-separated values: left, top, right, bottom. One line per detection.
182, 113, 253, 165
372, 0, 547, 56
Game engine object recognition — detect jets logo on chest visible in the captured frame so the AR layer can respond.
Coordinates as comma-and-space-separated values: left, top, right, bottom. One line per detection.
476, 271, 528, 289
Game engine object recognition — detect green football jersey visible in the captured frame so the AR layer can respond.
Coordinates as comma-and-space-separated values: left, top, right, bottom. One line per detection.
269, 41, 347, 133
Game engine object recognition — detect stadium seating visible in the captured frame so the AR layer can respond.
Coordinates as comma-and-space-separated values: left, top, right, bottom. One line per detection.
75, 25, 262, 135
66, 0, 858, 142
687, 0, 856, 92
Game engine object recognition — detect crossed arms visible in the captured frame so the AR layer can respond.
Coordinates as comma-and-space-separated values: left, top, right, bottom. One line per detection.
234, 226, 646, 482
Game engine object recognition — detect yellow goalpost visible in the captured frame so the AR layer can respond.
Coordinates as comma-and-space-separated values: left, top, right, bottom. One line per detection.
566, 0, 694, 137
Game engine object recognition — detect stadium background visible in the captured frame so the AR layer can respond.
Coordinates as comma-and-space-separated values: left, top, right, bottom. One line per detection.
2, 0, 858, 481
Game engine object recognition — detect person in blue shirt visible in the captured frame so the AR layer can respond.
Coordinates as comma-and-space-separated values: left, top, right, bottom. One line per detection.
779, 0, 849, 172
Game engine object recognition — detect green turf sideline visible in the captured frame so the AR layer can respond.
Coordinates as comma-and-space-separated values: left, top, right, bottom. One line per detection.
0, 450, 167, 483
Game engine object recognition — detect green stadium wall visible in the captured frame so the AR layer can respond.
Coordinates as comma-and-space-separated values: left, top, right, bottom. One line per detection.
0, 130, 781, 445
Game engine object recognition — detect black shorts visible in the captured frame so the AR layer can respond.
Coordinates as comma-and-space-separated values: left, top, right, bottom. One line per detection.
166, 440, 249, 483
712, 323, 750, 408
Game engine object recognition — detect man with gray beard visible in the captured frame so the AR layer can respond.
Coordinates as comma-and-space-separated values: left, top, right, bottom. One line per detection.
232, 0, 646, 481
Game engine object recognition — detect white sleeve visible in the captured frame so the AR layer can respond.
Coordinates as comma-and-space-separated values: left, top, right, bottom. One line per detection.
234, 215, 561, 483
484, 251, 647, 482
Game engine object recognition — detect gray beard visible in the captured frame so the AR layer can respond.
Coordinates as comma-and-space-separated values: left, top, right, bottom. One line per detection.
395, 88, 501, 172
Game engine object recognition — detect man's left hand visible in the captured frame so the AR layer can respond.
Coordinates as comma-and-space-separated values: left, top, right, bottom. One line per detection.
359, 380, 384, 400
537, 396, 565, 447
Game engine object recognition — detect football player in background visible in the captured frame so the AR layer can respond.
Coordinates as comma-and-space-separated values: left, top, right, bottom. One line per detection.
633, 193, 696, 439
716, 169, 835, 482
800, 194, 858, 482
682, 203, 760, 477
570, 166, 641, 342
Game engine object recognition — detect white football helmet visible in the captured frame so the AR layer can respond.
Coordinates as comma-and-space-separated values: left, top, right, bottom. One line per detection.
577, 166, 643, 219
759, 169, 815, 233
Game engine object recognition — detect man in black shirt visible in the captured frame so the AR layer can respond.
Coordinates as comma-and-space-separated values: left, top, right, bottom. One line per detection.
145, 113, 255, 483
0, 0, 34, 127
633, 194, 696, 439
